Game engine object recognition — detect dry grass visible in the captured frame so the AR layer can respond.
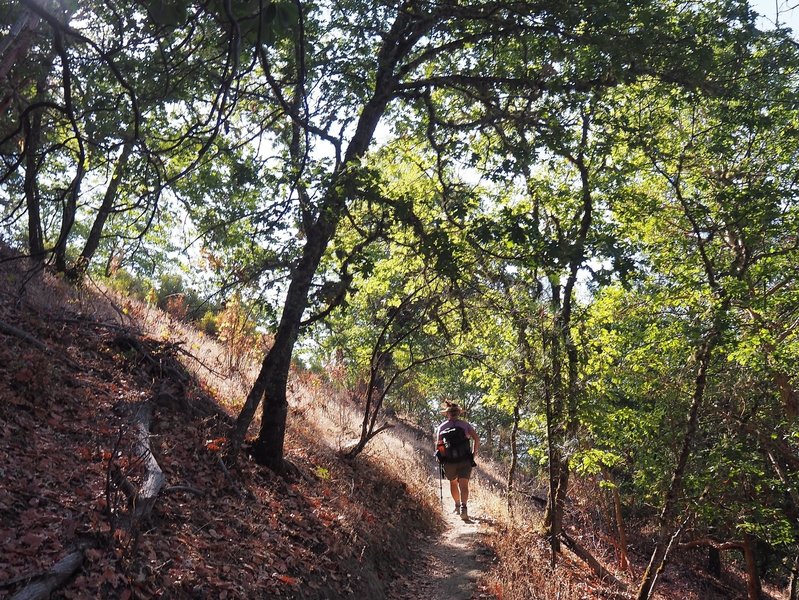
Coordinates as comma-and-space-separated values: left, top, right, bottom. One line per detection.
291, 373, 443, 512
90, 281, 263, 414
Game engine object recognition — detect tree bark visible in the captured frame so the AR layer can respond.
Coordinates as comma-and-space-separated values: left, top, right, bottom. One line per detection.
707, 546, 721, 577
231, 6, 436, 469
9, 551, 84, 600
742, 532, 762, 600
130, 402, 165, 521
604, 469, 630, 572
636, 337, 716, 600
560, 531, 627, 589
247, 228, 325, 469
543, 125, 594, 556
508, 401, 520, 515
74, 138, 134, 275
0, 319, 47, 350
51, 26, 85, 274
23, 93, 46, 261
543, 280, 563, 559
0, 9, 40, 87
789, 552, 799, 600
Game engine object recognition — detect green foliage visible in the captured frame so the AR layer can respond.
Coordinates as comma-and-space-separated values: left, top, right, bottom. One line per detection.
3, 0, 799, 581
198, 310, 218, 336
106, 269, 154, 302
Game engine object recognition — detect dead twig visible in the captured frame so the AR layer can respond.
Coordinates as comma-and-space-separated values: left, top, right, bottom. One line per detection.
0, 319, 47, 350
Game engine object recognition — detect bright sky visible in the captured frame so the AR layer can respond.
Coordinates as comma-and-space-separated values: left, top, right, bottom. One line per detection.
749, 0, 799, 34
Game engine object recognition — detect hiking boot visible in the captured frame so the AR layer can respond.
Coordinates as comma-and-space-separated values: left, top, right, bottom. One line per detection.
460, 504, 468, 520
453, 504, 461, 515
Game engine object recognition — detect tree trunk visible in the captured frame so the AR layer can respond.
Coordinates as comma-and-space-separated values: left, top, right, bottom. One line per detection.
604, 469, 630, 572
53, 169, 84, 273
508, 401, 520, 515
10, 551, 84, 600
74, 138, 134, 275
742, 532, 762, 600
51, 26, 85, 274
0, 10, 40, 83
789, 552, 799, 600
560, 531, 627, 589
230, 6, 435, 469
543, 141, 594, 557
23, 97, 46, 261
129, 402, 165, 521
347, 353, 391, 459
244, 221, 330, 469
636, 338, 716, 600
543, 281, 563, 560
707, 546, 721, 577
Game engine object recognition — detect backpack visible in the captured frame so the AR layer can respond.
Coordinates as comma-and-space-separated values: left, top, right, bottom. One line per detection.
436, 425, 472, 463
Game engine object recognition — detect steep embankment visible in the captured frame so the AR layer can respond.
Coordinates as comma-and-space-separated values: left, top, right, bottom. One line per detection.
7, 248, 759, 600
0, 252, 458, 599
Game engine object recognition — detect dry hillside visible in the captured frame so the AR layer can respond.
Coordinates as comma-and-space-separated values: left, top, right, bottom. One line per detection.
0, 249, 446, 599
0, 246, 787, 600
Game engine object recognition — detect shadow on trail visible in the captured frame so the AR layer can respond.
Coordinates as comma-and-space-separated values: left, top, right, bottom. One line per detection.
387, 503, 496, 600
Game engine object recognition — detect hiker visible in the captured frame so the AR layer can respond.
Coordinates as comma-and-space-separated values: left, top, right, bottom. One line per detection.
435, 401, 480, 520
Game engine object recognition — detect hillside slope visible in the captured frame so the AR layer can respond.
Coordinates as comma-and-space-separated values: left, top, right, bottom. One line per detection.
2, 248, 785, 600
0, 252, 443, 599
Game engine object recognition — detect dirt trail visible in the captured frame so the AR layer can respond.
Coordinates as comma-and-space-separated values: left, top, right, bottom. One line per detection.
297, 392, 504, 599
387, 483, 497, 600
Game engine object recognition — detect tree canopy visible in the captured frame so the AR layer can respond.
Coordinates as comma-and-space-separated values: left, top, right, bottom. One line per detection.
2, 0, 799, 597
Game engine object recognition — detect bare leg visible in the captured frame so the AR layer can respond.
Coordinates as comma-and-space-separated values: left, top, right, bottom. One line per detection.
458, 479, 469, 505
449, 479, 461, 505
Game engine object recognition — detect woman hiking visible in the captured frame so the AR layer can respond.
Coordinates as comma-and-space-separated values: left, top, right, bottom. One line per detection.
435, 402, 480, 520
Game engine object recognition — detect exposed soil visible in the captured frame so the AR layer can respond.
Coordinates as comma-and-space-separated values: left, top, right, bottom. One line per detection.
387, 495, 496, 600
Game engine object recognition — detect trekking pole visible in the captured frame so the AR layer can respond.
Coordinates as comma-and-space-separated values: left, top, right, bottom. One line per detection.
438, 462, 444, 509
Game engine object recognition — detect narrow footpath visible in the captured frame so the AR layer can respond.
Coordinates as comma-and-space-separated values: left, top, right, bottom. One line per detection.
387, 496, 497, 600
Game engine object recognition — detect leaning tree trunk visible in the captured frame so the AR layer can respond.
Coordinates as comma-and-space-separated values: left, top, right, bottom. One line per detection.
74, 138, 134, 276
229, 6, 435, 470
231, 219, 332, 469
53, 168, 84, 273
636, 336, 716, 600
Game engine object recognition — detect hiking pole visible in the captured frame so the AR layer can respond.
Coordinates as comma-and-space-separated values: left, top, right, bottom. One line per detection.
438, 462, 444, 509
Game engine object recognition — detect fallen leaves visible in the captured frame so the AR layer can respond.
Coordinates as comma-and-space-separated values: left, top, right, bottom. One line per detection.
0, 251, 440, 600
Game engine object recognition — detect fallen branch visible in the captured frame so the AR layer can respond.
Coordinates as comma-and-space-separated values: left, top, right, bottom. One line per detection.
0, 319, 83, 370
0, 319, 46, 350
131, 402, 165, 520
677, 538, 744, 552
560, 531, 627, 590
9, 550, 84, 600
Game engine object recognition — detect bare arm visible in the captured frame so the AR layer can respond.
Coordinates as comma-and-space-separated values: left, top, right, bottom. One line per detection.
469, 428, 480, 457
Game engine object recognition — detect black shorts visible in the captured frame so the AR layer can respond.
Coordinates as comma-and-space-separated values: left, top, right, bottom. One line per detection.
442, 460, 472, 481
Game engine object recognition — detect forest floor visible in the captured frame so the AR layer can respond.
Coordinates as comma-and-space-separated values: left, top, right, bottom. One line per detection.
0, 247, 503, 600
